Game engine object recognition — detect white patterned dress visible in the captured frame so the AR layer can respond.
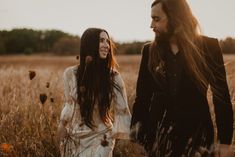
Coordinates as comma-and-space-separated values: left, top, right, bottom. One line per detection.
59, 66, 131, 157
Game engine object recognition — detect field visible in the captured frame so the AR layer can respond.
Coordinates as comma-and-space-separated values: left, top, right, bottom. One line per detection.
0, 54, 234, 156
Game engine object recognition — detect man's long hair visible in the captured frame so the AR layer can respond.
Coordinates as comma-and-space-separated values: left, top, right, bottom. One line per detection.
149, 0, 212, 93
77, 28, 119, 128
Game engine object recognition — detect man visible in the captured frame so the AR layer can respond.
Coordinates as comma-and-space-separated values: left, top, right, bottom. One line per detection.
131, 0, 234, 156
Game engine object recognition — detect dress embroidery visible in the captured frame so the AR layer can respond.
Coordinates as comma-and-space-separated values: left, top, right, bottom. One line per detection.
59, 66, 131, 157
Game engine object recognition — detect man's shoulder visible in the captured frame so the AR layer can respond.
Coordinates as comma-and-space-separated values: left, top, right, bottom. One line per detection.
201, 35, 219, 47
201, 36, 222, 59
142, 42, 151, 49
141, 42, 152, 55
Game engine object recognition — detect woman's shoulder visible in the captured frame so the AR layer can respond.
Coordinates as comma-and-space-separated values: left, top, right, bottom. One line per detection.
63, 65, 78, 79
111, 68, 119, 75
112, 69, 125, 86
111, 69, 120, 78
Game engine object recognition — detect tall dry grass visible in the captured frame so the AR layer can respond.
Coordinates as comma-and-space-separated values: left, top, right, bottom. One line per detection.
0, 55, 234, 156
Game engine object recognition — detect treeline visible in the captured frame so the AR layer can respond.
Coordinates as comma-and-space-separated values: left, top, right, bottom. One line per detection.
0, 28, 235, 55
219, 37, 235, 54
0, 28, 80, 55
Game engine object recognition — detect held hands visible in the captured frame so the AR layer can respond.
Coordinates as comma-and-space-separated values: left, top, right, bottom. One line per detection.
57, 120, 69, 142
130, 122, 147, 146
130, 122, 142, 143
213, 144, 235, 157
57, 122, 68, 157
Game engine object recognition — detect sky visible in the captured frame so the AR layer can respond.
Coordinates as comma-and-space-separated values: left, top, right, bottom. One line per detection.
0, 0, 235, 42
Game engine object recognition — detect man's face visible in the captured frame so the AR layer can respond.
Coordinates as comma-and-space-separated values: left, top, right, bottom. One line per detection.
151, 3, 171, 42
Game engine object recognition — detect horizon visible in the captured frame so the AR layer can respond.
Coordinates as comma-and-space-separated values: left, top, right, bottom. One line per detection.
1, 0, 235, 42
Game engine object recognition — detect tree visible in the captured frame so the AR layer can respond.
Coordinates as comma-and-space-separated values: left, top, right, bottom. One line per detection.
52, 37, 80, 55
220, 37, 235, 54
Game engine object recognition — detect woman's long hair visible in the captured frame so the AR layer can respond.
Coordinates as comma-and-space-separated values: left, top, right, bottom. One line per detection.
149, 0, 212, 93
77, 28, 119, 128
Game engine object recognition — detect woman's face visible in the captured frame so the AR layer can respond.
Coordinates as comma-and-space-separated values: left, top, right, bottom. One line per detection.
99, 31, 110, 59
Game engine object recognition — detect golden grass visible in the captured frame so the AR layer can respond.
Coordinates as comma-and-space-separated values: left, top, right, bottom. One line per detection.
0, 54, 234, 156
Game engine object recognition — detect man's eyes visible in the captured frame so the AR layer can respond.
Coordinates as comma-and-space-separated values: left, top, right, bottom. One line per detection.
153, 17, 160, 22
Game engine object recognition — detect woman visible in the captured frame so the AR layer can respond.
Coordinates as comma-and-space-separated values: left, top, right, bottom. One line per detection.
58, 28, 131, 157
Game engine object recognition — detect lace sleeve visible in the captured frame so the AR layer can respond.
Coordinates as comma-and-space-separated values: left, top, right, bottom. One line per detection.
112, 73, 131, 139
60, 67, 77, 123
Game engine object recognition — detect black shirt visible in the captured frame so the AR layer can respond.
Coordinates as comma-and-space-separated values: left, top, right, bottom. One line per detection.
165, 46, 183, 96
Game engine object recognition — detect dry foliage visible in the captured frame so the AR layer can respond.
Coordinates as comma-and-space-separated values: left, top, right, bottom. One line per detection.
0, 55, 234, 157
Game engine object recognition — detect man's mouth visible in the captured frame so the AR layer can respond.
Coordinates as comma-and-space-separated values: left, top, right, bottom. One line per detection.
153, 28, 159, 33
153, 29, 160, 36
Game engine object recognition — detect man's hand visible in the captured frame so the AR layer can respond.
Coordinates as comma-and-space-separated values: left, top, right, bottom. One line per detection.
57, 120, 68, 142
130, 122, 142, 143
214, 144, 235, 157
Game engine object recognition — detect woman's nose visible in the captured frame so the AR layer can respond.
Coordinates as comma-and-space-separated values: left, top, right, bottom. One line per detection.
104, 41, 109, 48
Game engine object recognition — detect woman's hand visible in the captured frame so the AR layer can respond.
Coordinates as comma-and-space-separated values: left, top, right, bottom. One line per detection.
57, 120, 68, 142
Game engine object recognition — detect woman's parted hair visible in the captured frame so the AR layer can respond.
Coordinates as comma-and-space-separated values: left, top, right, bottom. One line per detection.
77, 28, 119, 128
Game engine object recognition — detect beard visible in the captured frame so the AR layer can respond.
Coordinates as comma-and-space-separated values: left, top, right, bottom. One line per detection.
155, 31, 171, 43
154, 25, 174, 44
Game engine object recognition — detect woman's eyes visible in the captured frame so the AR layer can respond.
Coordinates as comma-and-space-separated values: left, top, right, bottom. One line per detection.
100, 38, 110, 44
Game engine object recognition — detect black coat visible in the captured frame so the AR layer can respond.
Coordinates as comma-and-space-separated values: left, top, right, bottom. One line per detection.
131, 36, 233, 156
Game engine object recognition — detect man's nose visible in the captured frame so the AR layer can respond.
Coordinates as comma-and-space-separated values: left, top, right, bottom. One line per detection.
150, 20, 155, 28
